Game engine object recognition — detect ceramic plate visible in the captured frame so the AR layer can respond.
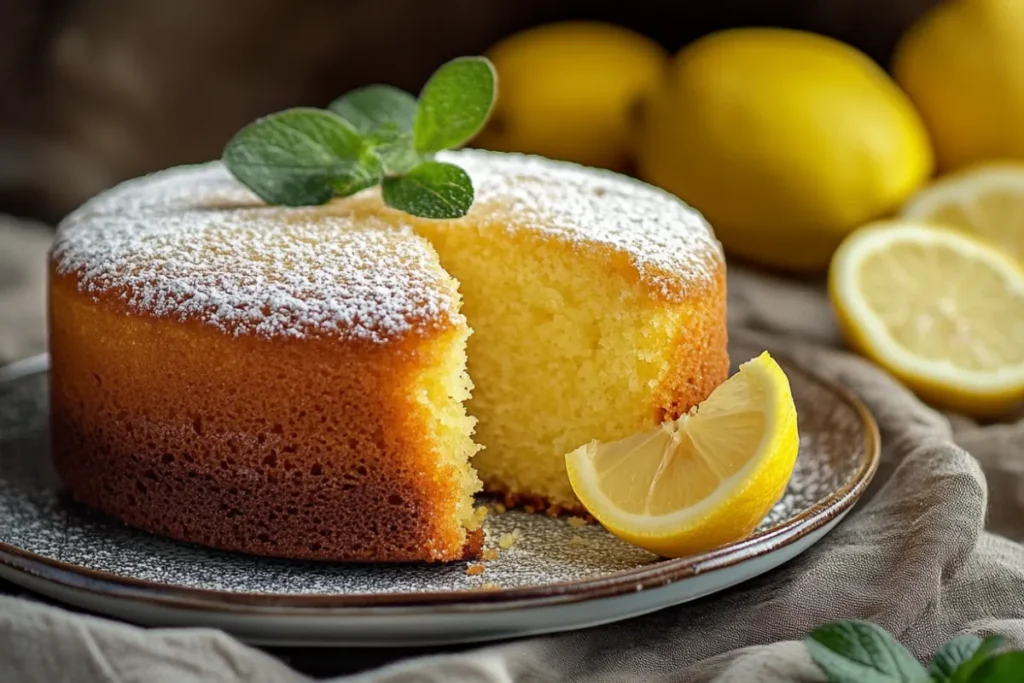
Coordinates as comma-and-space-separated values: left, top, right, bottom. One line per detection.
0, 342, 878, 646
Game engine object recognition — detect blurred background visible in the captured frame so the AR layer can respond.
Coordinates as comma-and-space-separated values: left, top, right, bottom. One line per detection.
0, 0, 937, 223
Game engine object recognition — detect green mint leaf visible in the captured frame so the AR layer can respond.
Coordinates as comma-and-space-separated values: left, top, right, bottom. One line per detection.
222, 107, 380, 206
965, 651, 1024, 682
930, 635, 983, 682
805, 620, 929, 683
333, 146, 384, 197
365, 124, 422, 175
329, 86, 421, 174
329, 85, 418, 135
381, 161, 473, 219
930, 635, 1006, 683
414, 56, 497, 154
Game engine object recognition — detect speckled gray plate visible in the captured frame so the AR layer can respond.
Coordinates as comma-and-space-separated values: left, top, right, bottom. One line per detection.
0, 345, 878, 647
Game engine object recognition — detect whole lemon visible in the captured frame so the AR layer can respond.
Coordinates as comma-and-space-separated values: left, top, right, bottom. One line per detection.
472, 22, 668, 172
893, 0, 1024, 172
636, 28, 934, 272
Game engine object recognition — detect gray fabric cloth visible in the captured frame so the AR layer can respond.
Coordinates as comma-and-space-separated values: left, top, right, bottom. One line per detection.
2, 220, 1024, 682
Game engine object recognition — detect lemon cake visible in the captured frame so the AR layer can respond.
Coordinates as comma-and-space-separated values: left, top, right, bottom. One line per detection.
48, 149, 728, 562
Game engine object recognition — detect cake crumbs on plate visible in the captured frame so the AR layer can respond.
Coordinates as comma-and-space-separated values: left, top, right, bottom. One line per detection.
482, 547, 499, 561
569, 532, 593, 548
492, 503, 506, 515
497, 529, 523, 550
481, 582, 501, 591
567, 516, 588, 528
466, 563, 486, 576
473, 506, 489, 523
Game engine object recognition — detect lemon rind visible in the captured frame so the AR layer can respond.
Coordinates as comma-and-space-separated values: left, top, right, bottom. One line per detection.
900, 162, 1024, 221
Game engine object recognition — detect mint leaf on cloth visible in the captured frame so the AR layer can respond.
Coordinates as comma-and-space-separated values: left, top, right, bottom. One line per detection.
930, 634, 1006, 682
804, 620, 928, 682
223, 108, 381, 206
381, 161, 473, 219
328, 85, 418, 135
414, 56, 497, 154
966, 652, 1024, 682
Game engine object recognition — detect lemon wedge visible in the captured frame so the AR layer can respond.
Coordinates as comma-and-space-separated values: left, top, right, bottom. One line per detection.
900, 163, 1024, 262
829, 220, 1024, 416
564, 352, 798, 558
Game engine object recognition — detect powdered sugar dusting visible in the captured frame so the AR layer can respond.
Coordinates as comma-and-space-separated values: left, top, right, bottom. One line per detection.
441, 149, 723, 297
53, 151, 722, 341
54, 164, 462, 342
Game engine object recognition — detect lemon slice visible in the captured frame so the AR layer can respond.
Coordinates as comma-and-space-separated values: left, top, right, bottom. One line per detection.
829, 220, 1024, 416
564, 352, 798, 558
900, 163, 1024, 262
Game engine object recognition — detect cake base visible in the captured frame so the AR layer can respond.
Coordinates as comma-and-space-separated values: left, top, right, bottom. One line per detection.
53, 412, 484, 563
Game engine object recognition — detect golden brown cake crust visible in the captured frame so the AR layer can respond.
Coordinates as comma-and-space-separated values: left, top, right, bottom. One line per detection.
654, 262, 731, 422
49, 271, 478, 562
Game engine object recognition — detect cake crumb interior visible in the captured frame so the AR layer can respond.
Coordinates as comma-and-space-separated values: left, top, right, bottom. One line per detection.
406, 323, 483, 533
408, 214, 692, 512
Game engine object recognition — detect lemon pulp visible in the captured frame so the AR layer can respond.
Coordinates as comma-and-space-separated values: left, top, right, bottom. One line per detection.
565, 351, 799, 558
829, 220, 1024, 416
900, 163, 1024, 263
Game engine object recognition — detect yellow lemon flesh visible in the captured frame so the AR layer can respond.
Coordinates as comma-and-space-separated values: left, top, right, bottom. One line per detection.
636, 28, 933, 272
829, 221, 1024, 416
900, 162, 1024, 263
473, 21, 668, 172
564, 352, 798, 558
893, 0, 1024, 172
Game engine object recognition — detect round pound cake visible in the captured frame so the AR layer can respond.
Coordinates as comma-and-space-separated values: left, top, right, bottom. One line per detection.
48, 149, 728, 562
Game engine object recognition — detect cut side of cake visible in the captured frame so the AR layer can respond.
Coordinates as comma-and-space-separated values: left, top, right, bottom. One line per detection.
357, 151, 728, 513
48, 150, 727, 562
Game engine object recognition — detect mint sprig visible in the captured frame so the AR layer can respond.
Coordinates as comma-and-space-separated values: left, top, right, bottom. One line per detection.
329, 85, 418, 135
329, 85, 420, 175
382, 161, 473, 219
805, 620, 924, 682
805, 620, 1020, 683
414, 57, 497, 154
221, 108, 382, 206
222, 56, 497, 219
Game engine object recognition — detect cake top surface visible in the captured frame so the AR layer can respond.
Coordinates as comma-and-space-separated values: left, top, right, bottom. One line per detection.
53, 150, 722, 342
440, 150, 722, 281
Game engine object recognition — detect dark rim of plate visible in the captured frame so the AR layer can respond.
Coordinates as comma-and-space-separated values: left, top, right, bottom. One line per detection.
0, 352, 879, 616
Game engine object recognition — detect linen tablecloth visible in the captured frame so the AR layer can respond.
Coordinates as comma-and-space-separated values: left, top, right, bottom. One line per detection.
2, 215, 1023, 682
